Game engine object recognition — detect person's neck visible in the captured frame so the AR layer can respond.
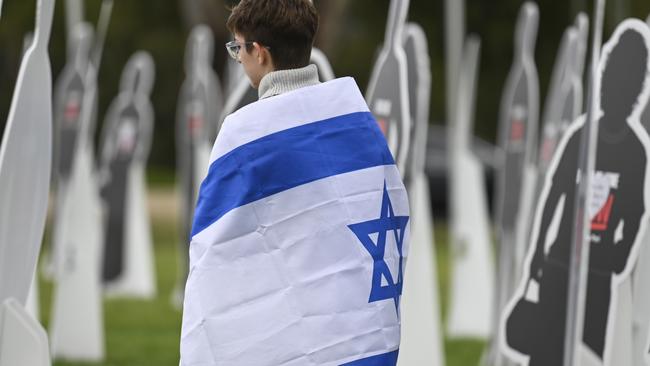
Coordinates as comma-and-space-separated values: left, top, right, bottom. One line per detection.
258, 64, 320, 99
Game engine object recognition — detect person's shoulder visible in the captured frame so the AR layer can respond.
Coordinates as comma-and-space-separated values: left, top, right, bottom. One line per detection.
282, 76, 364, 104
284, 76, 363, 101
319, 76, 360, 90
226, 76, 368, 125
328, 76, 364, 94
217, 76, 371, 159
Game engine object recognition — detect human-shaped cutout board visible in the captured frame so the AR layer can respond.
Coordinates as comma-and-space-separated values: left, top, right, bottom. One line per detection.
0, 0, 55, 365
0, 0, 54, 307
18, 31, 41, 321
501, 20, 650, 366
173, 25, 224, 307
447, 36, 496, 342
402, 24, 426, 190
397, 22, 445, 366
365, 0, 412, 176
49, 23, 94, 279
49, 26, 105, 363
538, 16, 588, 177
492, 2, 540, 345
540, 27, 572, 141
99, 51, 156, 299
49, 1, 112, 280
53, 26, 91, 187
576, 14, 590, 82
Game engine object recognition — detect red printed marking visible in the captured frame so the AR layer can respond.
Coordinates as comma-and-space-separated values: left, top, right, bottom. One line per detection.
64, 101, 80, 123
118, 141, 135, 154
188, 115, 204, 137
510, 120, 525, 142
591, 195, 615, 231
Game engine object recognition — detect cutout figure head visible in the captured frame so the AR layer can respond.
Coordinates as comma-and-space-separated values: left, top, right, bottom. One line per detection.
514, 2, 539, 60
600, 28, 649, 126
70, 22, 94, 74
120, 51, 155, 97
184, 25, 214, 73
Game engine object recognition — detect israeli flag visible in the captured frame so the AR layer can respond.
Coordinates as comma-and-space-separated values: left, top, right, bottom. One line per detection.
180, 77, 410, 366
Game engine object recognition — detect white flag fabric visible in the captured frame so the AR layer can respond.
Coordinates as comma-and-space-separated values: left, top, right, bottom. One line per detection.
180, 77, 410, 366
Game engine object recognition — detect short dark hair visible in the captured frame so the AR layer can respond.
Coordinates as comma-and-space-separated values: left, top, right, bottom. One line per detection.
226, 0, 319, 70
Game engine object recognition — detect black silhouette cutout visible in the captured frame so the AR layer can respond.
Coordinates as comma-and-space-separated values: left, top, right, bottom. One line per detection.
100, 105, 140, 281
504, 25, 650, 366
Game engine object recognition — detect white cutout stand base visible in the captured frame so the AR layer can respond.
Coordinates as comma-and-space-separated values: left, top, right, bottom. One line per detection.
0, 298, 50, 366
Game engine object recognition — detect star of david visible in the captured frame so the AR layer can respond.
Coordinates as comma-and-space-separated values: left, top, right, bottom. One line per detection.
348, 182, 409, 314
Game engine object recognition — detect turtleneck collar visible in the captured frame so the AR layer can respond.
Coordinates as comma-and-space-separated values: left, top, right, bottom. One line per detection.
258, 64, 320, 100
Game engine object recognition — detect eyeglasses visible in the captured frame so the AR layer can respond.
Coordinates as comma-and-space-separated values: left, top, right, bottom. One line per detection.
225, 40, 270, 60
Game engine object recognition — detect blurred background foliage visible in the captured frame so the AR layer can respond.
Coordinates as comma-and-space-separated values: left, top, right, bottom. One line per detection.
0, 0, 648, 175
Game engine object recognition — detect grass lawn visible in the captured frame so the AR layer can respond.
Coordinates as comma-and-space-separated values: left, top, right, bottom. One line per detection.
37, 185, 486, 366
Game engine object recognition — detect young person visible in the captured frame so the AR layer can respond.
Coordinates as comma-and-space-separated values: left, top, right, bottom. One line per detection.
180, 1, 410, 365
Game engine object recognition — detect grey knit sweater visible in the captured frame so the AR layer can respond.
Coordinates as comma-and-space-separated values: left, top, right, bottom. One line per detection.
258, 64, 320, 100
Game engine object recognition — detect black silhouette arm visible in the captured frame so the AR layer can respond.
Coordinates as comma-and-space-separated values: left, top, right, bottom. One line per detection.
614, 156, 648, 274
530, 158, 568, 279
616, 204, 643, 273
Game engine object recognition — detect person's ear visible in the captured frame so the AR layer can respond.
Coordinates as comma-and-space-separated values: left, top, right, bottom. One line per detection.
253, 42, 269, 65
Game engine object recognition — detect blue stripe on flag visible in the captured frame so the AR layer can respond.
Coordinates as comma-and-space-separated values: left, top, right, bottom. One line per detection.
340, 350, 399, 366
191, 111, 395, 237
